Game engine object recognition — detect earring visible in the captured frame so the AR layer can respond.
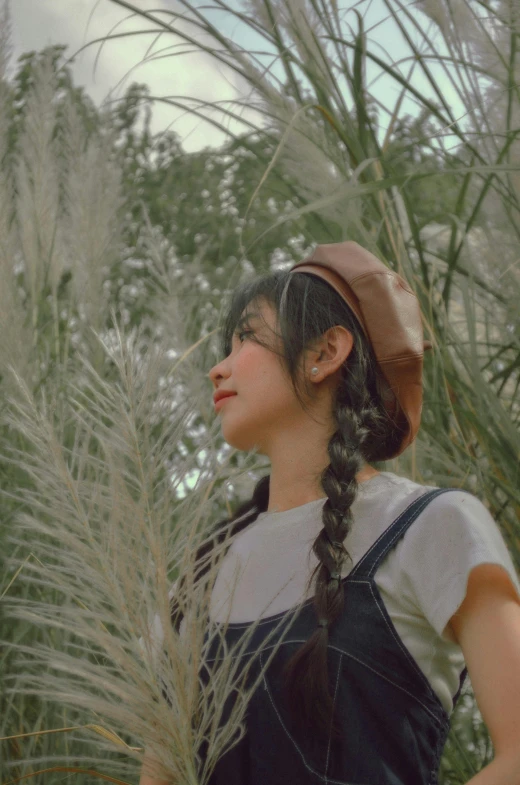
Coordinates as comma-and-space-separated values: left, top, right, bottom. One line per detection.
311, 367, 319, 376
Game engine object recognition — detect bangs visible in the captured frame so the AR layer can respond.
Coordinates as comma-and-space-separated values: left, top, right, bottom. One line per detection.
219, 275, 283, 359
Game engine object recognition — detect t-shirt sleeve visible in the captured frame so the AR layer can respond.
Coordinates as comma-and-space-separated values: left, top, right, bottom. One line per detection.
399, 490, 520, 641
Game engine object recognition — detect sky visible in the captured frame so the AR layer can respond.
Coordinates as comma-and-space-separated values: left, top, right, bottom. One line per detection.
8, 0, 263, 152
7, 0, 463, 154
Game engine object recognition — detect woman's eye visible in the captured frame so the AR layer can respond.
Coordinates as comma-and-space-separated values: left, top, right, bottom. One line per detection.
237, 330, 252, 343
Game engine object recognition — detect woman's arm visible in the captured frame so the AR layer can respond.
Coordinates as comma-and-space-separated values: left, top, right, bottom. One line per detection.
447, 563, 520, 784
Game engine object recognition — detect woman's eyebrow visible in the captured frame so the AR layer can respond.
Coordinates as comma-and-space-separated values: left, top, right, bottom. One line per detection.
235, 312, 262, 330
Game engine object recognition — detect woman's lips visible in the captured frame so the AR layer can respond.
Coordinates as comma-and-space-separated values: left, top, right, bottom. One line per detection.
214, 394, 237, 411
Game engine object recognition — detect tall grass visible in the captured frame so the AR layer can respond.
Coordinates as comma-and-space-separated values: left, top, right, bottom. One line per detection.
1, 320, 309, 785
0, 23, 311, 785
1, 1, 519, 784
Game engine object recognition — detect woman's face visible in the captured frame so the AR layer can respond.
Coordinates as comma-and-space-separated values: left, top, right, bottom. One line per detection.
208, 299, 312, 455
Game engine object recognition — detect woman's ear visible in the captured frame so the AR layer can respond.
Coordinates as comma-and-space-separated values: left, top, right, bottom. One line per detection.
311, 326, 354, 379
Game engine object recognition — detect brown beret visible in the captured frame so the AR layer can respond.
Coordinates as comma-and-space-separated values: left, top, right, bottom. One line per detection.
289, 241, 430, 457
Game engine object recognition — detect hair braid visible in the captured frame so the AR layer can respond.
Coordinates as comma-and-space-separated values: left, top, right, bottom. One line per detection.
281, 361, 388, 743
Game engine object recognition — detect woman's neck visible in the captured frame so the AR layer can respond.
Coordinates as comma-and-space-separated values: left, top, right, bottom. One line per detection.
266, 465, 380, 514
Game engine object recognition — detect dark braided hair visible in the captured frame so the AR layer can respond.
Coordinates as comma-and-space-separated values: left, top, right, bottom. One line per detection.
170, 267, 404, 743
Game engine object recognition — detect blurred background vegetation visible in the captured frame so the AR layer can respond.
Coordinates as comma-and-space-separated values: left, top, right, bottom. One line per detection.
1, 0, 519, 782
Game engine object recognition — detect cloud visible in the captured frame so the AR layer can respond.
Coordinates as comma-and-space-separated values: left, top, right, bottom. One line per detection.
9, 0, 266, 152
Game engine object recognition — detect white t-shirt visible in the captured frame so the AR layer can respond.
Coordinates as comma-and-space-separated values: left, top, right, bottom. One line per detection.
206, 471, 520, 715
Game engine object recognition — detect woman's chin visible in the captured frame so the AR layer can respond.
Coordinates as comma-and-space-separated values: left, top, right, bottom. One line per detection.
222, 427, 265, 455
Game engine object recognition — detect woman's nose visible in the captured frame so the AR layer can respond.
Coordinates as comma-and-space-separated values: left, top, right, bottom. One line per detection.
208, 361, 227, 385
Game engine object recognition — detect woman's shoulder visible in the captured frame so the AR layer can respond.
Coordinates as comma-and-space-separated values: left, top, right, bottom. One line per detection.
375, 471, 484, 513
376, 471, 501, 544
369, 473, 519, 586
378, 474, 520, 640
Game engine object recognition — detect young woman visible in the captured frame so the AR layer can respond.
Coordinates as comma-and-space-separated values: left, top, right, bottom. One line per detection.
141, 241, 520, 785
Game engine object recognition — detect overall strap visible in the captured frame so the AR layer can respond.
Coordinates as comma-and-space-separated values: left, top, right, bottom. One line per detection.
349, 487, 459, 580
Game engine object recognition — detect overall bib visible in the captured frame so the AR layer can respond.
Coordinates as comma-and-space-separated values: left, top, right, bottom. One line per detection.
197, 488, 467, 785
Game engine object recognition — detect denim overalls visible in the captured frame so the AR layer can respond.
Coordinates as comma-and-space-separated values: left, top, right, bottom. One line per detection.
197, 488, 467, 785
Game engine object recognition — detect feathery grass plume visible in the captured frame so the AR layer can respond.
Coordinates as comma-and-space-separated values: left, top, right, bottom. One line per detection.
14, 50, 65, 340
235, 1, 366, 233
135, 205, 218, 400
123, 205, 250, 476
60, 98, 125, 345
255, 0, 333, 88
0, 0, 33, 398
0, 0, 12, 165
418, 0, 520, 207
1, 314, 312, 785
418, 0, 479, 42
471, 1, 520, 241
